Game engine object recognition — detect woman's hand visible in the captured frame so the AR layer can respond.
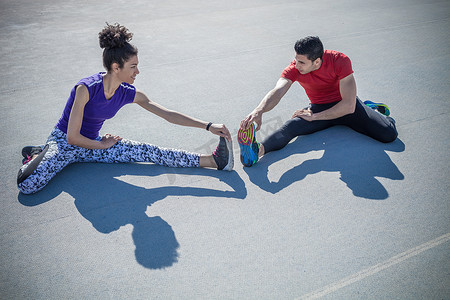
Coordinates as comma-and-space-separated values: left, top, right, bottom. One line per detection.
100, 134, 122, 148
208, 123, 232, 142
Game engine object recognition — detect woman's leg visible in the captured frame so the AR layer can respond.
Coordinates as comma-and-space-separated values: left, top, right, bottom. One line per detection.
17, 128, 77, 194
101, 138, 232, 170
77, 138, 201, 168
18, 129, 229, 194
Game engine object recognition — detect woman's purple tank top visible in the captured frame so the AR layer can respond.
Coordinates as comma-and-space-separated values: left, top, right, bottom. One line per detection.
56, 72, 136, 140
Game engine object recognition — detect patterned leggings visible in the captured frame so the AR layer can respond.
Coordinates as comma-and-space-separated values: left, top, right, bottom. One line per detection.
18, 128, 200, 194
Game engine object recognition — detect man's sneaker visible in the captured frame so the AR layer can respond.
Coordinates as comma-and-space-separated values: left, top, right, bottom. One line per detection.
364, 100, 390, 116
212, 137, 234, 171
21, 146, 44, 164
237, 123, 260, 167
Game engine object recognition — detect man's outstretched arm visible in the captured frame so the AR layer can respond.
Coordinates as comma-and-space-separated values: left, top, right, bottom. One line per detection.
240, 77, 293, 130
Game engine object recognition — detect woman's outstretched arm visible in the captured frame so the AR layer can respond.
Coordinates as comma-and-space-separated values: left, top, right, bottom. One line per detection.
133, 90, 231, 141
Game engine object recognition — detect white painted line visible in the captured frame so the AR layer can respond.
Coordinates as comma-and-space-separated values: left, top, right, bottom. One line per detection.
299, 233, 450, 300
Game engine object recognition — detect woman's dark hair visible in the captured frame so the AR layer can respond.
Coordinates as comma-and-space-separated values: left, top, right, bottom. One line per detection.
294, 36, 324, 61
98, 23, 138, 71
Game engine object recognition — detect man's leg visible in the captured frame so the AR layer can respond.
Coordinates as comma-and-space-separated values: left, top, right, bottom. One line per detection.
261, 117, 333, 154
339, 98, 398, 143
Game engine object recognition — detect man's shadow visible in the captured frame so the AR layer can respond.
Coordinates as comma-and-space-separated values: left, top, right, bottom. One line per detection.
18, 163, 246, 269
245, 126, 405, 199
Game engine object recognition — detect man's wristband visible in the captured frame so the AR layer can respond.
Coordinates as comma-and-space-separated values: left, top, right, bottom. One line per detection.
206, 122, 213, 131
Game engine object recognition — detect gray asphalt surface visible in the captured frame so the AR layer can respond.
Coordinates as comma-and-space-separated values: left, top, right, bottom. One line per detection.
1, 0, 449, 299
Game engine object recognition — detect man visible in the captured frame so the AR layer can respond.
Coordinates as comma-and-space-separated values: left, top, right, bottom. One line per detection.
238, 36, 398, 167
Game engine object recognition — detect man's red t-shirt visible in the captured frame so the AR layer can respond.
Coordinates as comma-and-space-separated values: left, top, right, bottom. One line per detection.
281, 50, 353, 104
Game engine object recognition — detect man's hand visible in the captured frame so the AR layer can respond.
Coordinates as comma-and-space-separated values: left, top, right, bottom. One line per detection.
292, 108, 314, 121
240, 78, 293, 131
240, 111, 262, 131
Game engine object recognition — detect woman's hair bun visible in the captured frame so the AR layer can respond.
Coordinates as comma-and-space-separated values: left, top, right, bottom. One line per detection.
98, 23, 133, 49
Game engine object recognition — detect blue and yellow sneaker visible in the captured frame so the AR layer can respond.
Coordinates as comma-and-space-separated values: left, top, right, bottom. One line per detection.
237, 123, 260, 167
364, 100, 390, 116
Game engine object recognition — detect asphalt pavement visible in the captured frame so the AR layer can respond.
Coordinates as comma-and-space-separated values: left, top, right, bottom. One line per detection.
0, 0, 449, 299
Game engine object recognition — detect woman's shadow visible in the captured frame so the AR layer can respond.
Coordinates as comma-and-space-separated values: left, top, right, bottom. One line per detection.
245, 126, 405, 199
18, 163, 246, 269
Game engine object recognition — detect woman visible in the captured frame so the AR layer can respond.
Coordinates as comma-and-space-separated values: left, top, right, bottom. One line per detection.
17, 23, 233, 194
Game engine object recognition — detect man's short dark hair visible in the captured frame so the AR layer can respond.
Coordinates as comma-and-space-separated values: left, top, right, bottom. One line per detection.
294, 36, 324, 61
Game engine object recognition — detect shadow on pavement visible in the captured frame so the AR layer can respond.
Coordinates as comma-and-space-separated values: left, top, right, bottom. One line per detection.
18, 163, 246, 269
244, 126, 405, 200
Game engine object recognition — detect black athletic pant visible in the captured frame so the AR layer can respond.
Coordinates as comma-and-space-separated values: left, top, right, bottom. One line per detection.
262, 98, 398, 153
